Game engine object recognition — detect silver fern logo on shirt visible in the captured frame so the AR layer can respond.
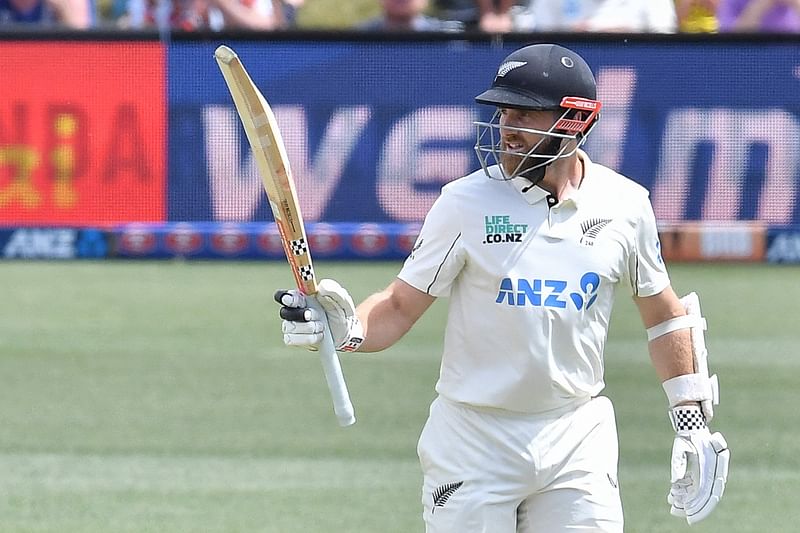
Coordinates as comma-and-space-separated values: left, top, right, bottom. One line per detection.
431, 481, 464, 513
580, 218, 612, 246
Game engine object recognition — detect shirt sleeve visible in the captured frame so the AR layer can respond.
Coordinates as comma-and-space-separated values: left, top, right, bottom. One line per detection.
628, 195, 670, 297
397, 186, 465, 297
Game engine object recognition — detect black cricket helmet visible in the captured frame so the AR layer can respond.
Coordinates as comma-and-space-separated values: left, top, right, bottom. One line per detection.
474, 43, 602, 183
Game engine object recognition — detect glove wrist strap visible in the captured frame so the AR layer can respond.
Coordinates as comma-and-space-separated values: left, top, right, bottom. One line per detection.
669, 404, 707, 432
339, 335, 364, 352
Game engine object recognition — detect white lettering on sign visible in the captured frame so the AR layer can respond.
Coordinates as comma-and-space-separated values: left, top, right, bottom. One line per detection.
204, 105, 371, 222
653, 109, 799, 224
2, 229, 76, 259
767, 232, 800, 263
377, 106, 475, 222
202, 75, 800, 226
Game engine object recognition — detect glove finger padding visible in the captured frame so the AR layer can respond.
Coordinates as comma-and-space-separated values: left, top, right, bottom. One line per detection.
282, 315, 324, 334
668, 405, 730, 525
274, 289, 306, 308
279, 306, 314, 322
283, 330, 324, 348
316, 279, 364, 352
667, 437, 693, 517
274, 289, 324, 351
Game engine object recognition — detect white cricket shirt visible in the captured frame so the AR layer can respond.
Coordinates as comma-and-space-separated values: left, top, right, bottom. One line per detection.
398, 151, 669, 414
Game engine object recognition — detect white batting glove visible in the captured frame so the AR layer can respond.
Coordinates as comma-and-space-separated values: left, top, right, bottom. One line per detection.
667, 405, 730, 525
275, 279, 364, 352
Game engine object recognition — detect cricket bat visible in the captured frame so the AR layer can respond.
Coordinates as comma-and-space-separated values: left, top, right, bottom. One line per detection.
214, 44, 356, 427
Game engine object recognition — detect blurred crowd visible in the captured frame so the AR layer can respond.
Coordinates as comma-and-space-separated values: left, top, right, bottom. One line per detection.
1, 0, 799, 33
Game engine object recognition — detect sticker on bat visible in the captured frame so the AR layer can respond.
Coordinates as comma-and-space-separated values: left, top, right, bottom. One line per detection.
290, 238, 309, 256
299, 264, 314, 281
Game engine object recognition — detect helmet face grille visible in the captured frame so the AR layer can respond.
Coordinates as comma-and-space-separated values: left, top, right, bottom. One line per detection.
474, 107, 594, 182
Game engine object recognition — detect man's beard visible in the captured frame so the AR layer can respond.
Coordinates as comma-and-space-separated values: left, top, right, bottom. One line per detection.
499, 137, 562, 184
499, 151, 538, 180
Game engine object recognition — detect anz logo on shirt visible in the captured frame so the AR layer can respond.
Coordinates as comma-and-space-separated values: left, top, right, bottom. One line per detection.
495, 272, 601, 310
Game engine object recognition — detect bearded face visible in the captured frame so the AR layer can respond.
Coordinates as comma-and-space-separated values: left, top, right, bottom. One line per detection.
474, 105, 590, 185
499, 137, 541, 178
497, 108, 560, 179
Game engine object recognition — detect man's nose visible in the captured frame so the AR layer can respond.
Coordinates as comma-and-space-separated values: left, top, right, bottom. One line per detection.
499, 121, 520, 136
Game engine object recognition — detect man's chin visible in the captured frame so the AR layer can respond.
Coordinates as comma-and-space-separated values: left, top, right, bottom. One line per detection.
503, 155, 543, 176
499, 155, 525, 177
499, 155, 546, 184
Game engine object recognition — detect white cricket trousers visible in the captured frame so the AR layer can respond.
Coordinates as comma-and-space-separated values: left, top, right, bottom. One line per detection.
417, 395, 624, 533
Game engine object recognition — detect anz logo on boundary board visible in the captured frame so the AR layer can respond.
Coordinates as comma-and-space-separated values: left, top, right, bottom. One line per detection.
495, 272, 601, 310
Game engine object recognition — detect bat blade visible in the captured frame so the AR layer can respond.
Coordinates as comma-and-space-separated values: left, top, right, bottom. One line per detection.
214, 45, 312, 294
214, 44, 355, 427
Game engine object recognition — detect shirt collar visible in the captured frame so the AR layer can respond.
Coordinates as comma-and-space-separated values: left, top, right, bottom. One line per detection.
510, 177, 550, 205
507, 150, 592, 207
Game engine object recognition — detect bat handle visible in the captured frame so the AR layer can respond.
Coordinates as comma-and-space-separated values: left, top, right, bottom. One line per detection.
305, 295, 356, 427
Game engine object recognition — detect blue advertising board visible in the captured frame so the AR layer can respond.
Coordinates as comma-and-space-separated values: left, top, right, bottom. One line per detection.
0, 227, 109, 259
112, 221, 421, 260
766, 227, 800, 263
168, 39, 800, 226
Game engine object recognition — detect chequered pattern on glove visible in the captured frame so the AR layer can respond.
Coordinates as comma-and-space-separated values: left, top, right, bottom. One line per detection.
669, 405, 707, 432
290, 238, 308, 256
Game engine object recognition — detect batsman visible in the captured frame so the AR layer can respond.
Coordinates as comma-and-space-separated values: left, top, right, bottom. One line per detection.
275, 43, 729, 532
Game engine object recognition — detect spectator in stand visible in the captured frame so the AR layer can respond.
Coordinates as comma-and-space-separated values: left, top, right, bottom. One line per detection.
717, 0, 800, 31
675, 0, 719, 31
121, 0, 284, 30
510, 0, 679, 32
477, 0, 515, 32
433, 0, 480, 28
359, 0, 462, 31
432, 0, 540, 32
0, 0, 94, 27
281, 0, 302, 26
209, 0, 284, 28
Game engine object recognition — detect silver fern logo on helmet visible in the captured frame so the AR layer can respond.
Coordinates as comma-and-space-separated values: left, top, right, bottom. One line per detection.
496, 61, 527, 78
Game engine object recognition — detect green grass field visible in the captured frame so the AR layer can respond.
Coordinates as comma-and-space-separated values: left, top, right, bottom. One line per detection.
1, 261, 798, 532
